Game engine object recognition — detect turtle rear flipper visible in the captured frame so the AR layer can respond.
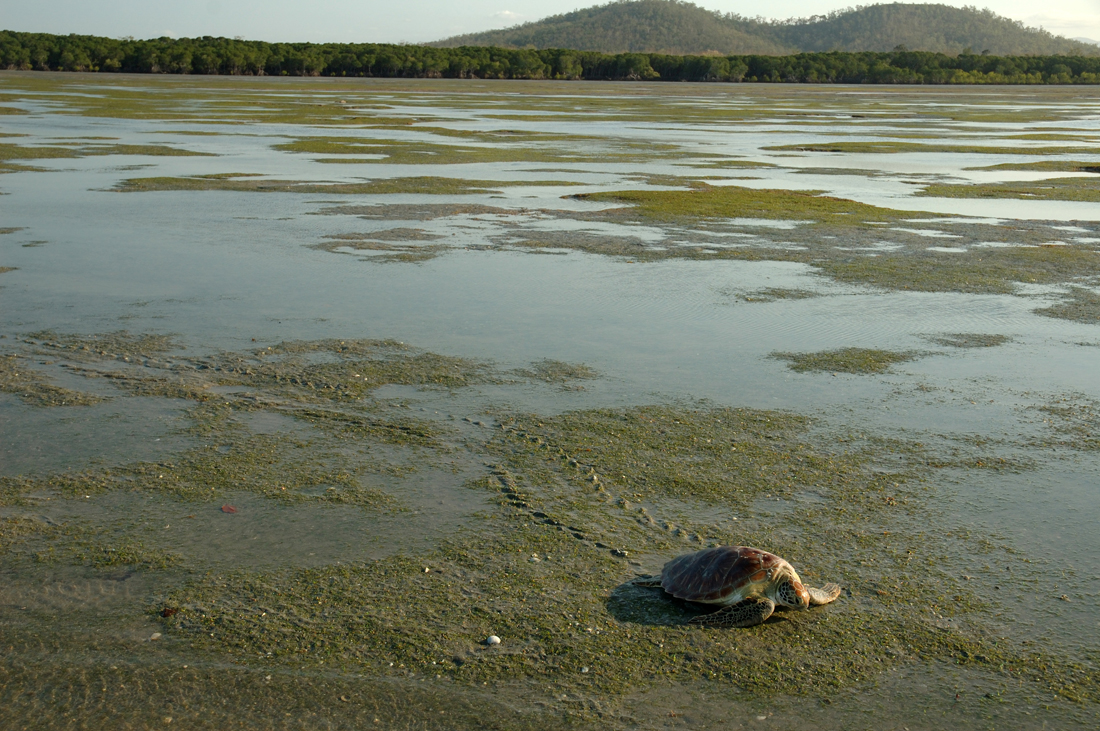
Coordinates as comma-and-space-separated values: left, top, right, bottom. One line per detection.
630, 574, 663, 588
689, 598, 775, 628
806, 583, 842, 605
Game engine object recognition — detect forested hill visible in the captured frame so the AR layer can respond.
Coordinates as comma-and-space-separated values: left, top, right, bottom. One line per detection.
768, 4, 1095, 55
432, 1, 1100, 57
435, 0, 790, 55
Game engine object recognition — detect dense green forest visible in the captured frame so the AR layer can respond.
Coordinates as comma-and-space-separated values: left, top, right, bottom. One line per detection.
2, 30, 1100, 83
436, 1, 1099, 57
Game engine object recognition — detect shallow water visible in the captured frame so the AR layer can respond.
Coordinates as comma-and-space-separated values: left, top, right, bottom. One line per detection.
2, 74, 1099, 729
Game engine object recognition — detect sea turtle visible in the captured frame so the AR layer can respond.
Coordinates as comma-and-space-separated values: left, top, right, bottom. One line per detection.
633, 545, 841, 627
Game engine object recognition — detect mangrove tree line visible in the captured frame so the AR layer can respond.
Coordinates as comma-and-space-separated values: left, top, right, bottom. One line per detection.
1, 30, 1099, 83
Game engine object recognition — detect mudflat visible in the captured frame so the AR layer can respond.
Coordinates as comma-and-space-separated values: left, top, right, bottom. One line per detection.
1, 74, 1099, 730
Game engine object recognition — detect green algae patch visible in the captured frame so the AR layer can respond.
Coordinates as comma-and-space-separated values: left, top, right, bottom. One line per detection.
1034, 287, 1100, 323
24, 330, 179, 361
732, 287, 820, 302
114, 175, 566, 195
258, 338, 495, 392
79, 143, 214, 157
191, 172, 263, 178
505, 215, 1100, 295
300, 176, 578, 193
1005, 132, 1100, 142
33, 529, 185, 571
504, 231, 675, 261
315, 202, 511, 220
966, 160, 1100, 173
146, 401, 1099, 716
0, 516, 56, 555
153, 531, 895, 701
0, 516, 181, 571
819, 245, 1100, 295
276, 136, 644, 166
316, 230, 449, 263
316, 239, 448, 264
0, 354, 106, 407
155, 129, 235, 136
300, 188, 1098, 300
575, 185, 913, 227
332, 228, 443, 243
0, 661, 567, 731
772, 348, 918, 374
154, 528, 1097, 713
675, 159, 779, 171
0, 428, 404, 509
1036, 398, 1100, 452
514, 359, 598, 385
0, 141, 209, 160
0, 80, 382, 126
924, 333, 1012, 348
494, 405, 871, 506
0, 162, 46, 173
764, 141, 1096, 156
0, 142, 82, 160
23, 334, 496, 409
10, 335, 489, 455
0, 337, 492, 514
919, 177, 1100, 202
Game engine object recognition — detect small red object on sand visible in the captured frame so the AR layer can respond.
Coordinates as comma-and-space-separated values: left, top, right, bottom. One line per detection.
220, 504, 237, 514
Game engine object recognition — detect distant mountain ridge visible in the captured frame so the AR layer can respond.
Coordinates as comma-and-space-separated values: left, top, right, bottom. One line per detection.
432, 1, 1099, 56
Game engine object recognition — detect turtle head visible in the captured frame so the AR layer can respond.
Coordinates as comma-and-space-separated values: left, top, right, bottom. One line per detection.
775, 579, 810, 610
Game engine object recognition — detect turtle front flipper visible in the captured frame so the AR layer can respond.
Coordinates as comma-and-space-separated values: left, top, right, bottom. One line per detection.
630, 574, 664, 588
689, 598, 776, 628
806, 583, 842, 605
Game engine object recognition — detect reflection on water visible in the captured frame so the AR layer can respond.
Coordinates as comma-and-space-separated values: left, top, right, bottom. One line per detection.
2, 75, 1099, 728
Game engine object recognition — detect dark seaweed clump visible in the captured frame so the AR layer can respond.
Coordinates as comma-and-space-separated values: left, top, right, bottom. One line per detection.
924, 333, 1012, 348
1034, 287, 1100, 323
771, 347, 918, 374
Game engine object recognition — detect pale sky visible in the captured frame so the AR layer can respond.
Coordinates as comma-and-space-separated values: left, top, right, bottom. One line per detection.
1, 0, 1098, 45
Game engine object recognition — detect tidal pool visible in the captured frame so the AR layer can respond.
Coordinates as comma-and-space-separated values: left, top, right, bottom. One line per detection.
1, 73, 1099, 730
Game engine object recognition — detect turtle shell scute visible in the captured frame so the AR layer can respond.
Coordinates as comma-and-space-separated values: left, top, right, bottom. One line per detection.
659, 546, 785, 602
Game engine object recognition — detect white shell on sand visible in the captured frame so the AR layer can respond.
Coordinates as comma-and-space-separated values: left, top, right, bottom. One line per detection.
486, 635, 501, 646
